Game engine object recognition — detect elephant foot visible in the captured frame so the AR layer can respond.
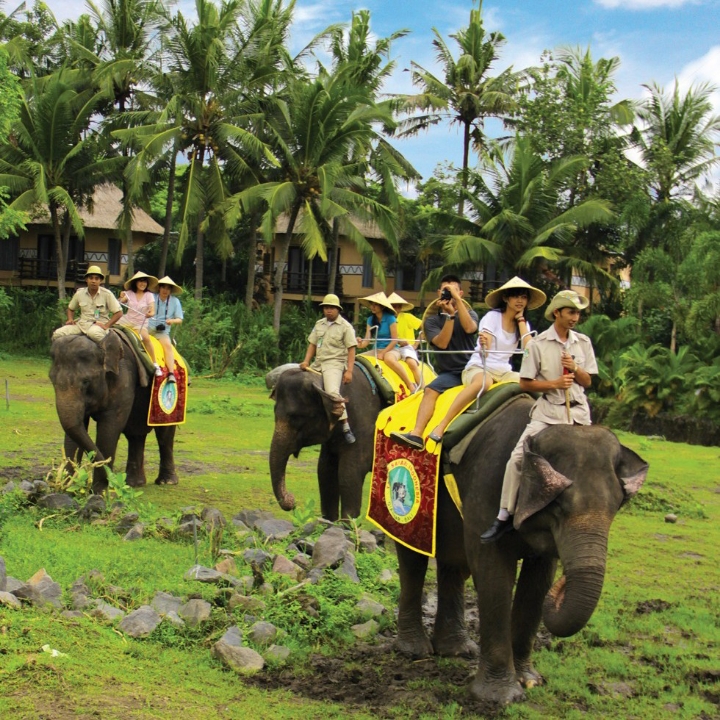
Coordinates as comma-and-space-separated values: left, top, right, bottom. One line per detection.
516, 663, 544, 689
469, 675, 525, 705
154, 474, 178, 486
395, 631, 434, 659
433, 634, 479, 658
126, 476, 147, 488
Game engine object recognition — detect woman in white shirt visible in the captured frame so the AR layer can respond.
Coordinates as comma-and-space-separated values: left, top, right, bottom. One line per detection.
427, 277, 546, 442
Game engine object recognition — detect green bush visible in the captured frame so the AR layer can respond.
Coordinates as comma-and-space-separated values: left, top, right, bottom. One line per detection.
0, 287, 62, 354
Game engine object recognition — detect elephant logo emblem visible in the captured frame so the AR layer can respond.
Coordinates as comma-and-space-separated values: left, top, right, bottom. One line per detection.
159, 379, 178, 414
385, 459, 421, 524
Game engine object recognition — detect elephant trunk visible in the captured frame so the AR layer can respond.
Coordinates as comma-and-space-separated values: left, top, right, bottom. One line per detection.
55, 395, 104, 461
269, 419, 297, 511
543, 515, 611, 638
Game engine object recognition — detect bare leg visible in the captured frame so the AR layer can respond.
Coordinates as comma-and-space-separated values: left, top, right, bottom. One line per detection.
406, 357, 422, 385
140, 329, 157, 364
410, 388, 440, 436
158, 335, 175, 374
431, 375, 492, 438
384, 350, 416, 391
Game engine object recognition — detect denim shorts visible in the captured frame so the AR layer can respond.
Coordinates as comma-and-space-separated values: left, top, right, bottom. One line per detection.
427, 371, 463, 393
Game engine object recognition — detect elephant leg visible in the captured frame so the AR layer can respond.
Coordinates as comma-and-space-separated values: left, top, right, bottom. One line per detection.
124, 432, 148, 487
395, 543, 433, 658
337, 448, 365, 520
318, 444, 340, 521
432, 562, 477, 658
92, 416, 123, 493
154, 425, 178, 485
512, 556, 556, 689
469, 548, 525, 705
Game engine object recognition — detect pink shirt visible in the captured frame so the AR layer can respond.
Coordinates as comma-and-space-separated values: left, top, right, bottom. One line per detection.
118, 290, 154, 331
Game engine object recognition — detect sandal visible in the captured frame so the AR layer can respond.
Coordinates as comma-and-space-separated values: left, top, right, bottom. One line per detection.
428, 430, 443, 444
390, 432, 424, 450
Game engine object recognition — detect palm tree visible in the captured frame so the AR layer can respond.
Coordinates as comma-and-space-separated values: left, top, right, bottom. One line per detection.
0, 70, 116, 299
399, 2, 518, 215
236, 73, 399, 332
438, 136, 614, 286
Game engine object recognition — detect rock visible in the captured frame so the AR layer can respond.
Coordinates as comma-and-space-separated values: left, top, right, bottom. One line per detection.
272, 555, 304, 581
312, 526, 352, 569
61, 610, 83, 619
257, 582, 274, 596
91, 600, 125, 622
292, 553, 311, 571
2, 481, 16, 494
294, 538, 315, 556
32, 480, 49, 495
230, 515, 251, 532
115, 512, 140, 533
357, 530, 378, 553
179, 507, 201, 524
228, 594, 266, 613
19, 480, 34, 496
79, 495, 106, 519
177, 519, 202, 536
335, 553, 359, 583
119, 605, 161, 637
212, 642, 264, 675
215, 558, 237, 575
264, 644, 291, 662
247, 621, 278, 646
356, 595, 386, 617
178, 598, 212, 626
0, 590, 21, 609
307, 568, 324, 584
164, 610, 185, 628
184, 565, 224, 583
256, 518, 294, 542
0, 556, 5, 591
13, 569, 63, 608
369, 528, 386, 547
151, 591, 183, 615
299, 521, 317, 537
156, 517, 175, 534
243, 549, 273, 568
108, 502, 127, 520
237, 576, 255, 593
378, 569, 394, 584
71, 592, 90, 610
201, 507, 226, 527
665, 513, 678, 523
234, 509, 275, 529
37, 493, 79, 511
5, 576, 23, 594
351, 619, 379, 639
219, 625, 243, 647
123, 523, 144, 541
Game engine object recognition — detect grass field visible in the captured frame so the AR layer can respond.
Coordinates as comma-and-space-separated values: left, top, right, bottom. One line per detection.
0, 355, 718, 719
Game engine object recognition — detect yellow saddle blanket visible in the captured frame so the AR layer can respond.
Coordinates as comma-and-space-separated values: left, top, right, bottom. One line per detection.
357, 355, 436, 403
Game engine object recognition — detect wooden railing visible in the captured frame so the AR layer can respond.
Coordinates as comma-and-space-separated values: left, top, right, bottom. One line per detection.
282, 272, 343, 297
18, 258, 89, 283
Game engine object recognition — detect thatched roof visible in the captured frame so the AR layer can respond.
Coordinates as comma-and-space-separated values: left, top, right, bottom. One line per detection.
274, 211, 385, 240
30, 183, 163, 235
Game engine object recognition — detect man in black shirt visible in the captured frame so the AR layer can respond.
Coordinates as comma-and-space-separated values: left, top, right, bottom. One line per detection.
391, 275, 478, 449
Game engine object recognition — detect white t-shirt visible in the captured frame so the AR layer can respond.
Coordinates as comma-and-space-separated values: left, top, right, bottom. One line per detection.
465, 310, 531, 373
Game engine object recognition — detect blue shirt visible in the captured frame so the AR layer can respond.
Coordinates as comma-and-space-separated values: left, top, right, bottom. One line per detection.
149, 294, 183, 334
367, 311, 396, 350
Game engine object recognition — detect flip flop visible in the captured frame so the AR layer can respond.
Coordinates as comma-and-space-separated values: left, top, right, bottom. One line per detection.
390, 432, 424, 450
428, 431, 443, 444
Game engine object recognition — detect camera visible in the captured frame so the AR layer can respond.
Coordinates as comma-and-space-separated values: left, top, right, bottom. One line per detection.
440, 288, 452, 302
156, 323, 166, 332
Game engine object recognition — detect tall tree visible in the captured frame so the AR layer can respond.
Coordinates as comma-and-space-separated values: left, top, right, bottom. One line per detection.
399, 3, 518, 215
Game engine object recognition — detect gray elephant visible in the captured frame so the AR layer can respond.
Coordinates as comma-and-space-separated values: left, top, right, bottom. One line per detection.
394, 395, 648, 705
267, 365, 384, 520
50, 332, 178, 492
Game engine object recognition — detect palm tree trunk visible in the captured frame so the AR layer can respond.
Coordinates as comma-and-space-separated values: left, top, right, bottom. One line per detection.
670, 321, 677, 354
273, 202, 301, 333
51, 202, 67, 301
245, 211, 260, 310
159, 142, 179, 278
194, 146, 207, 301
328, 218, 340, 294
458, 120, 471, 217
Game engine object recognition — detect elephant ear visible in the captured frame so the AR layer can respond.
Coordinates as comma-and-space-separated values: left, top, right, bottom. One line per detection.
617, 445, 649, 505
514, 436, 573, 529
103, 332, 124, 376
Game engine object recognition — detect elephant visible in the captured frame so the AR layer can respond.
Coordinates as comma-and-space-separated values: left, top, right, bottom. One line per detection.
394, 395, 648, 705
267, 365, 384, 521
49, 332, 178, 492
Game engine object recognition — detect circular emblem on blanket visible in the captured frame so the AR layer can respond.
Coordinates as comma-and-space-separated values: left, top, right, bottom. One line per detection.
158, 379, 178, 415
385, 459, 421, 524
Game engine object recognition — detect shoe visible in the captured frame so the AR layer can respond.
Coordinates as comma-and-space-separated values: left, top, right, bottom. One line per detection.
154, 364, 163, 378
167, 372, 177, 383
390, 432, 424, 450
428, 430, 443, 444
343, 428, 356, 444
480, 517, 514, 544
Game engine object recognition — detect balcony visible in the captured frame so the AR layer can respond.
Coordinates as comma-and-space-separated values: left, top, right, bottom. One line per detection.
18, 258, 89, 283
282, 271, 343, 297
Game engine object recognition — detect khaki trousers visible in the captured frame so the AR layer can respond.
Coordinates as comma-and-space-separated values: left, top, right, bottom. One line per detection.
320, 364, 348, 421
53, 323, 108, 344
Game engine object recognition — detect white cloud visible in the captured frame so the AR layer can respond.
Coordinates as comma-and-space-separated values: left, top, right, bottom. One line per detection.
594, 0, 698, 8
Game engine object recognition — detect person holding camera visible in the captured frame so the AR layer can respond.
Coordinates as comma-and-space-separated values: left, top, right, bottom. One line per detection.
391, 275, 478, 450
149, 276, 184, 383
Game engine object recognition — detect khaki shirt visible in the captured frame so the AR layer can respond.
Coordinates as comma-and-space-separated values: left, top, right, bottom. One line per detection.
520, 325, 598, 425
308, 316, 357, 369
68, 287, 122, 331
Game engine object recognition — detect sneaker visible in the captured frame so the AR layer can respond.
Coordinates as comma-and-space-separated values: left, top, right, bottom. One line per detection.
343, 428, 356, 444
167, 372, 177, 383
154, 364, 163, 378
479, 517, 514, 544
390, 432, 424, 450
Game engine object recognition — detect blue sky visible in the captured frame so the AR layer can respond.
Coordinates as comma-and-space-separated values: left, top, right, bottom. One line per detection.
40, 0, 720, 184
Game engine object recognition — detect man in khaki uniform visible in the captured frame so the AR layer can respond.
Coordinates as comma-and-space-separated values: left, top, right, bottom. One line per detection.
481, 290, 598, 542
300, 294, 358, 444
53, 265, 123, 344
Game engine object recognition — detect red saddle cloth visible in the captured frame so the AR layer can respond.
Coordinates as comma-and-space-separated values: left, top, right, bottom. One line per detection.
148, 363, 188, 426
